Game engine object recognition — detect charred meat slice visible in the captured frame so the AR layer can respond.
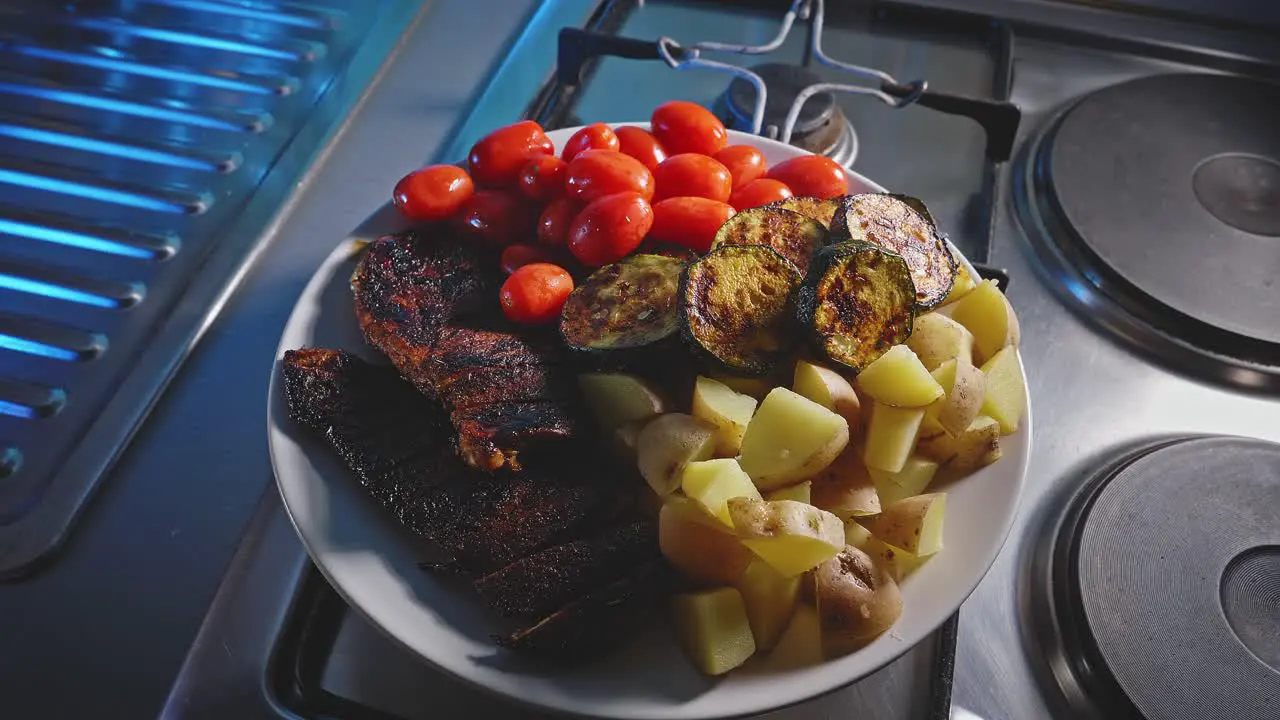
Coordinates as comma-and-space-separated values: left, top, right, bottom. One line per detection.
474, 520, 658, 620
450, 401, 577, 473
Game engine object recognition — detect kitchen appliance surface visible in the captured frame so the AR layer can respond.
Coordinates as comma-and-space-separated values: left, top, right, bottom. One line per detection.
4, 1, 1278, 719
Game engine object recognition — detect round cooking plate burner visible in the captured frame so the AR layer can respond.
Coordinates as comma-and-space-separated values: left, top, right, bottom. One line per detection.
722, 63, 859, 166
1018, 73, 1280, 388
1026, 436, 1280, 720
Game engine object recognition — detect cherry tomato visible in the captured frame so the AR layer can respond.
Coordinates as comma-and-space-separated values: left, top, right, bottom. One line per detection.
456, 189, 534, 247
560, 122, 619, 161
517, 155, 567, 202
651, 101, 728, 156
568, 192, 654, 267
729, 178, 794, 211
564, 150, 655, 203
765, 155, 849, 199
392, 165, 474, 222
649, 197, 736, 254
713, 145, 767, 190
468, 120, 554, 188
500, 243, 548, 274
537, 197, 580, 247
653, 153, 732, 202
614, 126, 668, 170
500, 263, 575, 325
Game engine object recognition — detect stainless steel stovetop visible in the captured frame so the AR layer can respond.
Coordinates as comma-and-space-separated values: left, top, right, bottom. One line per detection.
6, 1, 1279, 719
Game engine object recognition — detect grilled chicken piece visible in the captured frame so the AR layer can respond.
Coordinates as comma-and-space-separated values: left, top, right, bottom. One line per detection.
474, 520, 658, 621
498, 560, 668, 661
352, 231, 581, 470
282, 348, 620, 573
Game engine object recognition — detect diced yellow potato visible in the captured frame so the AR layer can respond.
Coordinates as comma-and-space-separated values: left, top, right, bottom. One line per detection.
810, 448, 880, 518
691, 376, 759, 456
738, 388, 849, 490
792, 360, 862, 435
681, 458, 762, 527
765, 481, 811, 504
917, 415, 1001, 472
578, 373, 666, 429
907, 313, 975, 371
863, 403, 925, 473
941, 254, 978, 306
979, 347, 1027, 435
927, 358, 986, 438
636, 413, 717, 496
864, 493, 946, 556
949, 279, 1020, 361
710, 372, 772, 400
728, 498, 845, 577
612, 420, 645, 456
814, 546, 902, 655
736, 559, 801, 651
659, 495, 753, 586
672, 587, 756, 676
855, 345, 944, 408
868, 455, 939, 501
843, 521, 926, 582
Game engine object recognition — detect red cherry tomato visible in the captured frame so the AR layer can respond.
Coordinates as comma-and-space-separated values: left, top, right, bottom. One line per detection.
653, 153, 733, 202
729, 178, 794, 211
765, 155, 849, 199
468, 120, 554, 188
537, 197, 580, 247
649, 197, 736, 254
456, 189, 533, 247
614, 126, 668, 170
650, 101, 728, 156
560, 123, 620, 162
500, 263, 575, 325
568, 192, 654, 267
564, 150, 655, 203
517, 155, 566, 202
713, 145, 767, 190
500, 243, 548, 274
392, 165, 474, 222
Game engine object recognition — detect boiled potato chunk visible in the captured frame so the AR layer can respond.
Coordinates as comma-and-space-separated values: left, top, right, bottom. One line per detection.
636, 413, 717, 496
736, 559, 801, 651
814, 546, 903, 656
863, 403, 926, 473
941, 255, 978, 306
710, 372, 772, 400
907, 312, 975, 371
868, 456, 939, 506
949, 279, 1020, 361
681, 458, 762, 527
927, 358, 986, 438
672, 587, 757, 676
612, 420, 645, 456
692, 375, 759, 456
659, 495, 753, 586
766, 480, 811, 504
843, 521, 926, 582
792, 360, 862, 435
579, 373, 666, 429
738, 388, 849, 490
811, 448, 880, 518
855, 345, 944, 408
979, 347, 1027, 435
918, 415, 1002, 471
864, 493, 946, 556
729, 498, 845, 577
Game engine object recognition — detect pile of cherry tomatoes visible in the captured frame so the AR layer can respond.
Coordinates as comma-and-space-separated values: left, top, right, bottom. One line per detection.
391, 101, 850, 326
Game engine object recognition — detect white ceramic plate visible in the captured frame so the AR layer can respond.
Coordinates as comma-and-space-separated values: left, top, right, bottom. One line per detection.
268, 126, 1031, 720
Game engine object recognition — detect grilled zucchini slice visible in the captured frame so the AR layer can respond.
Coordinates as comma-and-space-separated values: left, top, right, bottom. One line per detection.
680, 245, 803, 376
636, 240, 700, 264
798, 242, 915, 373
831, 194, 956, 309
560, 254, 683, 355
762, 196, 841, 229
710, 207, 827, 272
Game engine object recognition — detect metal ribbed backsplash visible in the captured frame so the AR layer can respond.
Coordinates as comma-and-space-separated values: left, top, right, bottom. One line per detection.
0, 0, 418, 576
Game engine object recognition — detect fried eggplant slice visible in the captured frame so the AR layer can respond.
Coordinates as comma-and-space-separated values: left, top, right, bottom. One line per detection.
711, 207, 828, 271
560, 254, 683, 358
763, 196, 841, 229
830, 193, 956, 309
797, 242, 916, 373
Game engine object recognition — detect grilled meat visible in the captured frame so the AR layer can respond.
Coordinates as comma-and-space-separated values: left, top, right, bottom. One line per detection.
352, 231, 581, 470
474, 520, 658, 621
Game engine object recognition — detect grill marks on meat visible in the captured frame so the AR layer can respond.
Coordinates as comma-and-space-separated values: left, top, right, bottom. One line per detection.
352, 231, 580, 470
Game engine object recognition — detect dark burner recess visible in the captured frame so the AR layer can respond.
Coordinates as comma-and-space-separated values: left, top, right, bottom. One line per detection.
723, 62, 858, 166
1026, 436, 1280, 720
